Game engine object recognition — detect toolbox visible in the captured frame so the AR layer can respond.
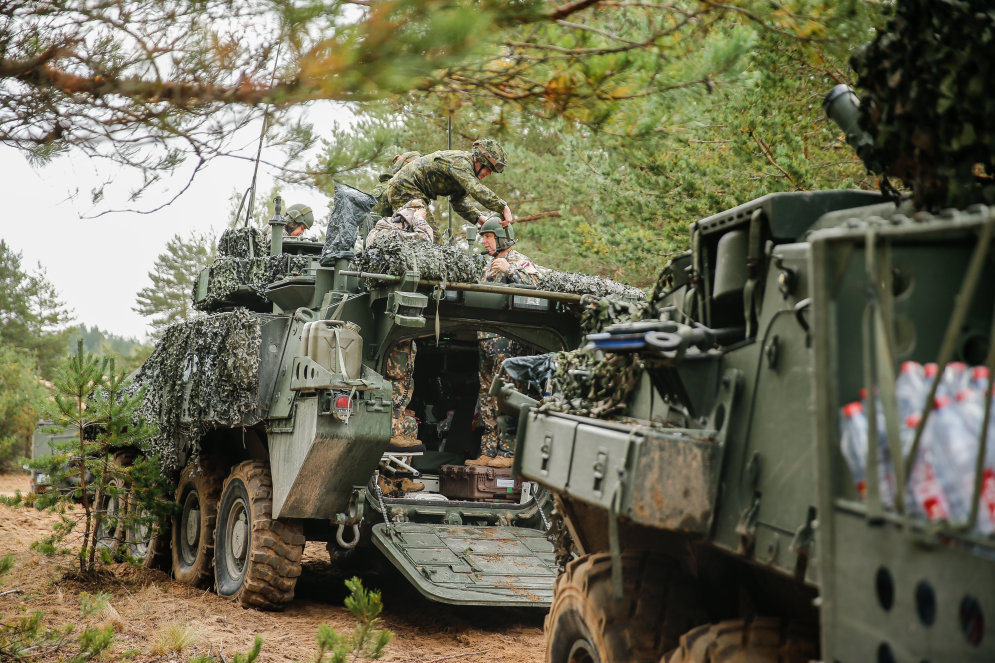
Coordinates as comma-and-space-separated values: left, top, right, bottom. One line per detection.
439, 464, 522, 502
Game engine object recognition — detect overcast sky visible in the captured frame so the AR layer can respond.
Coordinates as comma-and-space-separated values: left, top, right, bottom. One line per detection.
2, 103, 345, 342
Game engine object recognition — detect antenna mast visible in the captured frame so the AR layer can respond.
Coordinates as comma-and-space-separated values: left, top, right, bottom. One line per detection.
245, 44, 282, 227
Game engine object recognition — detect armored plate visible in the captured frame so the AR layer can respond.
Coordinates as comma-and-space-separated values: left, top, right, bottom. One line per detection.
371, 522, 556, 607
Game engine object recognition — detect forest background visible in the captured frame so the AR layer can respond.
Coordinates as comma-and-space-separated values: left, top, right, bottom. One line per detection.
0, 0, 885, 466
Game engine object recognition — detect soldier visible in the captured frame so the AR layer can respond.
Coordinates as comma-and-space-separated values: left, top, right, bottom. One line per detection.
283, 203, 314, 237
467, 218, 546, 467
370, 150, 421, 218
366, 201, 433, 492
386, 139, 514, 243
366, 200, 434, 245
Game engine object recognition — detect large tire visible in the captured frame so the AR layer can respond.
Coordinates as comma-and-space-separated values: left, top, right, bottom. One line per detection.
171, 457, 224, 587
94, 474, 127, 553
546, 552, 707, 663
214, 461, 304, 610
663, 619, 818, 663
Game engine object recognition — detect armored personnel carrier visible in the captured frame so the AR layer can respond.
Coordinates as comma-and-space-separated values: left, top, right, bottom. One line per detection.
514, 2, 995, 659
124, 198, 589, 610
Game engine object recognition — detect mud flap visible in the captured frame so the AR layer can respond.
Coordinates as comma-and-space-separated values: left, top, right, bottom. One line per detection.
371, 522, 557, 607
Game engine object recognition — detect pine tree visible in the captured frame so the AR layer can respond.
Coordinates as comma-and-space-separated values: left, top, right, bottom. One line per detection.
133, 232, 215, 338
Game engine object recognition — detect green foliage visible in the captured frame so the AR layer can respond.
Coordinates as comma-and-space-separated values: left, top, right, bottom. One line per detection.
317, 1, 882, 286
27, 341, 173, 573
0, 342, 49, 471
134, 232, 217, 339
78, 591, 110, 618
0, 240, 74, 379
316, 578, 392, 662
68, 325, 152, 375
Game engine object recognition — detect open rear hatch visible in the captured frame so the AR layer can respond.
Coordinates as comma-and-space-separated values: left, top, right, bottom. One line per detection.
371, 522, 556, 607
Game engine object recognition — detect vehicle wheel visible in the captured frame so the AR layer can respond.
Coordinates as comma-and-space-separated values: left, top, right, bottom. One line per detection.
546, 552, 707, 663
663, 618, 818, 663
171, 457, 225, 587
128, 504, 172, 570
215, 460, 305, 610
94, 475, 127, 553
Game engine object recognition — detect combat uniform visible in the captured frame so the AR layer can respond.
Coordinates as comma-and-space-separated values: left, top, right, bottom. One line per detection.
475, 250, 544, 460
366, 200, 433, 449
386, 150, 509, 243
366, 200, 434, 245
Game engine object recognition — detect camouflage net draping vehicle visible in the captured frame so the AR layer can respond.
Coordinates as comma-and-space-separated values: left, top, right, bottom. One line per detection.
513, 2, 995, 659
123, 196, 615, 611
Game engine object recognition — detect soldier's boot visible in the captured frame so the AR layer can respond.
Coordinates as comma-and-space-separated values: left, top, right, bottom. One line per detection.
387, 435, 426, 453
465, 456, 492, 467
377, 474, 399, 497
486, 456, 514, 468
399, 478, 424, 493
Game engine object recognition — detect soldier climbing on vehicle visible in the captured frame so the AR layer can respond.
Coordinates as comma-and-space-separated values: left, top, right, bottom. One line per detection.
386, 139, 514, 243
468, 218, 547, 467
370, 150, 421, 218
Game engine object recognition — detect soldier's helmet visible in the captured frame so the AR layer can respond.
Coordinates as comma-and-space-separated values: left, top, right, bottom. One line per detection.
285, 203, 314, 229
391, 151, 421, 175
479, 217, 517, 252
472, 139, 507, 173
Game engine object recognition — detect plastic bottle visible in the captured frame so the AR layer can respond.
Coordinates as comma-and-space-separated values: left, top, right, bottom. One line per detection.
924, 395, 977, 522
954, 388, 995, 534
969, 366, 990, 394
858, 388, 900, 508
904, 412, 951, 521
925, 362, 971, 399
839, 401, 868, 498
895, 361, 927, 420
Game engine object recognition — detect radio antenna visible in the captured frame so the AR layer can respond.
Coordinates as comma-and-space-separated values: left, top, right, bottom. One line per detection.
244, 43, 282, 227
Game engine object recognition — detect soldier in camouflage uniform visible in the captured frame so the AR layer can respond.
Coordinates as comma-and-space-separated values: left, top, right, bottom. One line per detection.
386, 139, 514, 244
468, 219, 546, 467
371, 151, 421, 218
366, 200, 434, 245
367, 200, 433, 465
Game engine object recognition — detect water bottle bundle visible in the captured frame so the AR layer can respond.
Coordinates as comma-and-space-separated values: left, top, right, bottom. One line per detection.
839, 362, 995, 534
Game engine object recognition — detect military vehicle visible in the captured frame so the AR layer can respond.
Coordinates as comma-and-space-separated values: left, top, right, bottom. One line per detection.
513, 102, 995, 660
120, 198, 589, 610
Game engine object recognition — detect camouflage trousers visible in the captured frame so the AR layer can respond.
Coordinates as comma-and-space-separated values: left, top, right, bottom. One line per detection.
386, 340, 418, 440
476, 332, 528, 458
384, 192, 444, 244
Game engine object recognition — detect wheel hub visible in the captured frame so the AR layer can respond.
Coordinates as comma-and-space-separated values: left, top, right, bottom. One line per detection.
232, 512, 248, 558
185, 508, 201, 546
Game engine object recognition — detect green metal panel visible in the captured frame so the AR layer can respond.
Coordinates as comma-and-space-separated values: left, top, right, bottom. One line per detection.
269, 382, 392, 519
371, 522, 557, 607
810, 207, 995, 661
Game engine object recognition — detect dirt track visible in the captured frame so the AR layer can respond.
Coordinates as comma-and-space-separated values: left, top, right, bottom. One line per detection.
0, 474, 546, 662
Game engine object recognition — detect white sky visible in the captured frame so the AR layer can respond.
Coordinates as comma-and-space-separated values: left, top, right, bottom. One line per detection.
1, 103, 346, 342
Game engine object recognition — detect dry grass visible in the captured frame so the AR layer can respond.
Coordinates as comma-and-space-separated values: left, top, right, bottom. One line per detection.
151, 621, 203, 655
0, 472, 547, 663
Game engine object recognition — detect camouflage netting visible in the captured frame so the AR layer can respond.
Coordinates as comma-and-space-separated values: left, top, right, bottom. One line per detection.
538, 270, 645, 301
131, 309, 268, 475
538, 348, 643, 418
217, 226, 267, 258
353, 236, 485, 284
581, 296, 651, 335
193, 254, 312, 312
852, 0, 995, 209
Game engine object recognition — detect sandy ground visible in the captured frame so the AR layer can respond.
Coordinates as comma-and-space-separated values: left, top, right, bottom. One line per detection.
0, 473, 546, 663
